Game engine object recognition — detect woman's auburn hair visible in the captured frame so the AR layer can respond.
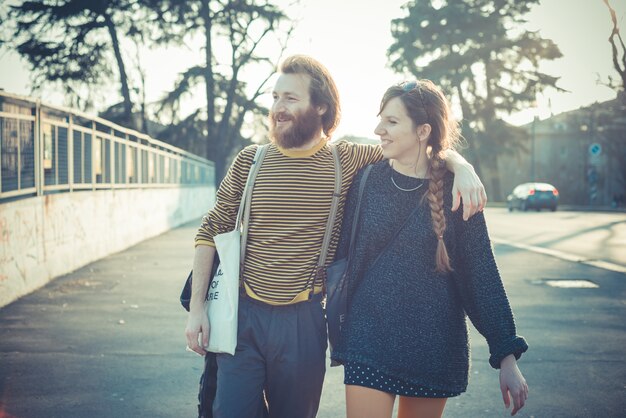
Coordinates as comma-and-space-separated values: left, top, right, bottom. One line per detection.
380, 80, 460, 273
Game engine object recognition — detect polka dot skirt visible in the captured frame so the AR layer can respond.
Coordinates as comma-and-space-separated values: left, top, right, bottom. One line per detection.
344, 362, 461, 398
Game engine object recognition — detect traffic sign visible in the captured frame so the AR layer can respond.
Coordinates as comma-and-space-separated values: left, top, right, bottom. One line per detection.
589, 143, 602, 156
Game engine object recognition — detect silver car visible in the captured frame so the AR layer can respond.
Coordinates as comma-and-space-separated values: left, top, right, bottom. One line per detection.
507, 182, 559, 212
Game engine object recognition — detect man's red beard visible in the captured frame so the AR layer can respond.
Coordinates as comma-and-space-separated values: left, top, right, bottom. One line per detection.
269, 106, 323, 149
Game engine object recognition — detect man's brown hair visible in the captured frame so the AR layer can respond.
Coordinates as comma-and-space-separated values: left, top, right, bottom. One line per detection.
280, 55, 341, 137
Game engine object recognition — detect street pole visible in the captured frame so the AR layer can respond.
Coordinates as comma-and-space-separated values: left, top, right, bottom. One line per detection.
531, 115, 536, 182
530, 87, 538, 183
587, 108, 597, 206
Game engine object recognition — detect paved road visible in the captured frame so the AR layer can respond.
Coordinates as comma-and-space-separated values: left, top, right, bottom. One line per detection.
485, 208, 626, 268
0, 211, 624, 418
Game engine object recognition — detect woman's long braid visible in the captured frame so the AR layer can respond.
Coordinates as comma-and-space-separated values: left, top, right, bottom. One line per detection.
421, 80, 456, 272
427, 153, 453, 272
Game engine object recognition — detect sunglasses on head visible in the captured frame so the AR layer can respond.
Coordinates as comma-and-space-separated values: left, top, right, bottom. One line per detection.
401, 81, 430, 123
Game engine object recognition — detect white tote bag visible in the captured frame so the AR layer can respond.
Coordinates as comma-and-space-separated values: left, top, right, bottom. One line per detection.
204, 230, 241, 354
204, 145, 267, 355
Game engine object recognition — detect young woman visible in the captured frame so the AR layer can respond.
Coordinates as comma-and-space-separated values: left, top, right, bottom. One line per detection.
331, 80, 529, 418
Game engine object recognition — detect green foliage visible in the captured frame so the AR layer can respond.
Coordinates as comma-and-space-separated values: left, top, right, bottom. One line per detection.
149, 0, 294, 184
1, 0, 296, 185
0, 0, 153, 127
388, 0, 564, 199
6, 1, 117, 86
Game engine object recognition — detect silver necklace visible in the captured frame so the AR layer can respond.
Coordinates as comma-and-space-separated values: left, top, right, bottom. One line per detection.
390, 163, 424, 192
391, 174, 424, 192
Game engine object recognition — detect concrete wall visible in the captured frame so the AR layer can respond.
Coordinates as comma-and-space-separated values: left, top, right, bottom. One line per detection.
0, 186, 214, 308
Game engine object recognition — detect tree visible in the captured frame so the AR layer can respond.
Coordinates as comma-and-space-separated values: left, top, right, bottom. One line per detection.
388, 0, 563, 199
1, 0, 142, 128
602, 0, 626, 95
152, 0, 296, 186
600, 1, 626, 200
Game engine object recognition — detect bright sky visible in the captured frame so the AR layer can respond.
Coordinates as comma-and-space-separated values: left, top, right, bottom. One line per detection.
0, 0, 623, 140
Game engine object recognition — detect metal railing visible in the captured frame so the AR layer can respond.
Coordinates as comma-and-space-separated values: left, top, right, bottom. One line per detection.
0, 91, 214, 201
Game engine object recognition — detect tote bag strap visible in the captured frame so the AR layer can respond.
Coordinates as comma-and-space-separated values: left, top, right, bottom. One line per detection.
238, 144, 269, 273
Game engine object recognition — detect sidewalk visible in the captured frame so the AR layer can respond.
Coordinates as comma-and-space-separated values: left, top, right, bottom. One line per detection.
0, 221, 202, 418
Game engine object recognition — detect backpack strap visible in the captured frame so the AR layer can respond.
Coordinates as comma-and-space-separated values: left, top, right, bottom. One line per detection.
313, 144, 342, 292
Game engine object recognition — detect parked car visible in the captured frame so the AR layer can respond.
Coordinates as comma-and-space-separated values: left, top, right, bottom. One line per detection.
507, 182, 559, 212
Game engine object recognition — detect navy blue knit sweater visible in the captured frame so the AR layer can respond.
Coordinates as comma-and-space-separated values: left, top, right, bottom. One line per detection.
330, 161, 528, 393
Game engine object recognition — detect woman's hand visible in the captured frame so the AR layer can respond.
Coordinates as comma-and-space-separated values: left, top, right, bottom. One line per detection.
499, 354, 528, 416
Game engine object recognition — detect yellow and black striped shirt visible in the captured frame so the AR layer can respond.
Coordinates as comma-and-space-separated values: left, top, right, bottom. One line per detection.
195, 139, 382, 305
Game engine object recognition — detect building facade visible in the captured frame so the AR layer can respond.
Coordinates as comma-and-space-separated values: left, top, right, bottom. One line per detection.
498, 97, 626, 206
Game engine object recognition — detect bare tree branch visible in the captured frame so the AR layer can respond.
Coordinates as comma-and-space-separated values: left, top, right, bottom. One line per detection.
603, 0, 626, 90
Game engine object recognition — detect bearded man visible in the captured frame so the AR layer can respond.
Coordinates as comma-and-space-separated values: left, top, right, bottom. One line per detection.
185, 55, 486, 418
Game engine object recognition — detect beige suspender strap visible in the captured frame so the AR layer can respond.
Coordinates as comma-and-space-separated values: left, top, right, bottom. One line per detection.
237, 144, 269, 274
316, 144, 342, 289
236, 142, 339, 295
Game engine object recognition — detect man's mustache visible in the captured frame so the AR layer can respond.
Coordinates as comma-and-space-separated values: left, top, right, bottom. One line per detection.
271, 111, 294, 123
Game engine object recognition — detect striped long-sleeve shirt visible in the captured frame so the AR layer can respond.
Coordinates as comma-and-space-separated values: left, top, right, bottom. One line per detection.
195, 139, 382, 305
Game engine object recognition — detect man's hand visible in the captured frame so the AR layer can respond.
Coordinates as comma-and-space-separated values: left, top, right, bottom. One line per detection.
451, 162, 487, 220
443, 150, 487, 220
185, 245, 215, 356
499, 355, 528, 416
185, 309, 209, 356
